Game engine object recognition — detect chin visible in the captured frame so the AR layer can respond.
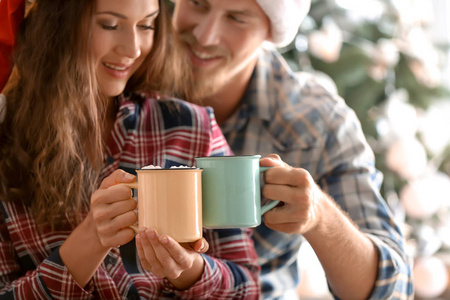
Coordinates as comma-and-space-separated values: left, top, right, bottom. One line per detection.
101, 86, 126, 98
196, 72, 225, 96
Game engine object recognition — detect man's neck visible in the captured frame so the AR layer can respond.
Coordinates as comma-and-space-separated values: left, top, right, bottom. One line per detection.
201, 58, 257, 126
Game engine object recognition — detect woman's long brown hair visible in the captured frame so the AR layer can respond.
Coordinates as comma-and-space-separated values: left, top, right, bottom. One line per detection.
0, 0, 191, 229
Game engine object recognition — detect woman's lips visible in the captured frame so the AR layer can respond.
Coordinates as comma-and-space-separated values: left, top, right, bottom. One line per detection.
103, 62, 131, 78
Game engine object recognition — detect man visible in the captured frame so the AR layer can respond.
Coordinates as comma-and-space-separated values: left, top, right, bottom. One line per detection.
171, 0, 414, 299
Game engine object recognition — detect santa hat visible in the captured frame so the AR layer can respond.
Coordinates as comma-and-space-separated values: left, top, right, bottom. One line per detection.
256, 0, 311, 47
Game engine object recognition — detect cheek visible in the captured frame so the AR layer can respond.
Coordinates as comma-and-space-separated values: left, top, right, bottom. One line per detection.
176, 17, 190, 32
91, 34, 109, 63
139, 31, 155, 57
229, 38, 250, 58
173, 5, 193, 32
142, 40, 154, 57
231, 33, 264, 57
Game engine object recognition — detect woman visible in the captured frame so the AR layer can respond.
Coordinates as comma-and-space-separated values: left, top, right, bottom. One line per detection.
0, 0, 260, 298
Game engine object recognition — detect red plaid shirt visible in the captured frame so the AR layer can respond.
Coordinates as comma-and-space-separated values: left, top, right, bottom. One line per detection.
0, 92, 261, 299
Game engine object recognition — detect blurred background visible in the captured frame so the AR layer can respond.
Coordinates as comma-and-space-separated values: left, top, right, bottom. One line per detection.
278, 0, 450, 299
22, 0, 448, 298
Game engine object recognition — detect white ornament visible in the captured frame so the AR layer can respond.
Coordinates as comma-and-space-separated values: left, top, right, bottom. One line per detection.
400, 173, 450, 219
373, 39, 400, 68
336, 0, 384, 22
437, 222, 450, 248
419, 101, 450, 155
413, 256, 448, 298
385, 138, 427, 180
308, 19, 343, 63
385, 93, 419, 139
416, 225, 443, 256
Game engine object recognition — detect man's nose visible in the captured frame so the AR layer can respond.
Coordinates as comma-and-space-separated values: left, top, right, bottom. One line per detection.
192, 14, 221, 46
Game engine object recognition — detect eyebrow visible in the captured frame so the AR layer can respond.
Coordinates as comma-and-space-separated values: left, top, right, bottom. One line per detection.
200, 0, 258, 18
228, 9, 258, 18
96, 10, 159, 19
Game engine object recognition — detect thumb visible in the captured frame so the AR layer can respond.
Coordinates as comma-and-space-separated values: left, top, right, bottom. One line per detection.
259, 154, 285, 167
189, 238, 209, 253
99, 169, 136, 189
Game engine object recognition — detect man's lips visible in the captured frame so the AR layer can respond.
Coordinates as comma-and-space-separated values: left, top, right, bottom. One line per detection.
190, 47, 221, 60
187, 46, 223, 67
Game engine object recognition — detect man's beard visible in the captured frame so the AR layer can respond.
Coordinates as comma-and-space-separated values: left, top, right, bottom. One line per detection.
178, 33, 229, 101
192, 67, 227, 101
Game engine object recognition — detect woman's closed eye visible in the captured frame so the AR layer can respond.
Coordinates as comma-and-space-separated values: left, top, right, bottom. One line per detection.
138, 21, 155, 30
98, 22, 154, 31
101, 23, 118, 30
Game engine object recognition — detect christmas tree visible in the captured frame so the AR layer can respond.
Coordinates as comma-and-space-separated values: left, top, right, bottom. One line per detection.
281, 0, 450, 298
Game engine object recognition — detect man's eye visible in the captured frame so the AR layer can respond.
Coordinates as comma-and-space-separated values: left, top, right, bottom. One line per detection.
190, 0, 204, 8
229, 15, 245, 24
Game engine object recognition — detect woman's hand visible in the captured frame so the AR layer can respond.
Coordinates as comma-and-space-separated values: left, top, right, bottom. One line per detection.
59, 170, 138, 287
90, 169, 138, 249
188, 238, 209, 253
136, 228, 205, 289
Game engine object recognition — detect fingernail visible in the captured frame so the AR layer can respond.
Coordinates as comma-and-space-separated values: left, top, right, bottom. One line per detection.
199, 241, 205, 251
124, 173, 135, 180
146, 229, 157, 239
160, 236, 168, 244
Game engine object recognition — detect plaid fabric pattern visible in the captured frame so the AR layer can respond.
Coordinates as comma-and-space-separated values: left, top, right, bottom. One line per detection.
0, 93, 261, 299
220, 49, 414, 300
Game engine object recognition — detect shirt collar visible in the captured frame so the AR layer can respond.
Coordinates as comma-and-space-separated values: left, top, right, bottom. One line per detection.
246, 48, 275, 121
221, 48, 280, 134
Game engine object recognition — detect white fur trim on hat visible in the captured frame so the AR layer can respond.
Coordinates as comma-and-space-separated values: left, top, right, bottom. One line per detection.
256, 0, 311, 47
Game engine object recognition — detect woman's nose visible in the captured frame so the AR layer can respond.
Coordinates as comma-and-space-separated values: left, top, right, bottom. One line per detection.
116, 30, 142, 59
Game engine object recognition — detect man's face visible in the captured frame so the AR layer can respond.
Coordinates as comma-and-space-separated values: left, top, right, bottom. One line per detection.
173, 0, 271, 98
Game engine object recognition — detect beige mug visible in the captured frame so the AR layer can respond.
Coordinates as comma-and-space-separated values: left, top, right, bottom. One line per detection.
123, 168, 203, 243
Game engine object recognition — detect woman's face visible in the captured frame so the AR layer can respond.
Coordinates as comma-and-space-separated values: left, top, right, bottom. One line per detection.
92, 0, 159, 97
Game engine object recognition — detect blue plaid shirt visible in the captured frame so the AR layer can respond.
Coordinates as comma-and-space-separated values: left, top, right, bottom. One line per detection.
220, 48, 414, 299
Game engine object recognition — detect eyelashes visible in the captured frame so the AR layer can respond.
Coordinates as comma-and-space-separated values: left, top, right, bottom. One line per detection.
99, 23, 155, 31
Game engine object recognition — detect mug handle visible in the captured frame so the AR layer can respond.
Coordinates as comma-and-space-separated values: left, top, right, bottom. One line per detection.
121, 182, 139, 233
259, 166, 280, 215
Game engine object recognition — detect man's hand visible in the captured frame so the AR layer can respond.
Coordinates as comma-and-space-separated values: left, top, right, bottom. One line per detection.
260, 154, 326, 235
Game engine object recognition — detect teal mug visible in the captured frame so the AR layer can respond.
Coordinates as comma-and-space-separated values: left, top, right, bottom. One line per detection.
195, 155, 279, 228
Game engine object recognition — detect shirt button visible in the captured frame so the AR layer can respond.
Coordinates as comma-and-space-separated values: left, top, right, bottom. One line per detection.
106, 156, 115, 165
122, 107, 130, 115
